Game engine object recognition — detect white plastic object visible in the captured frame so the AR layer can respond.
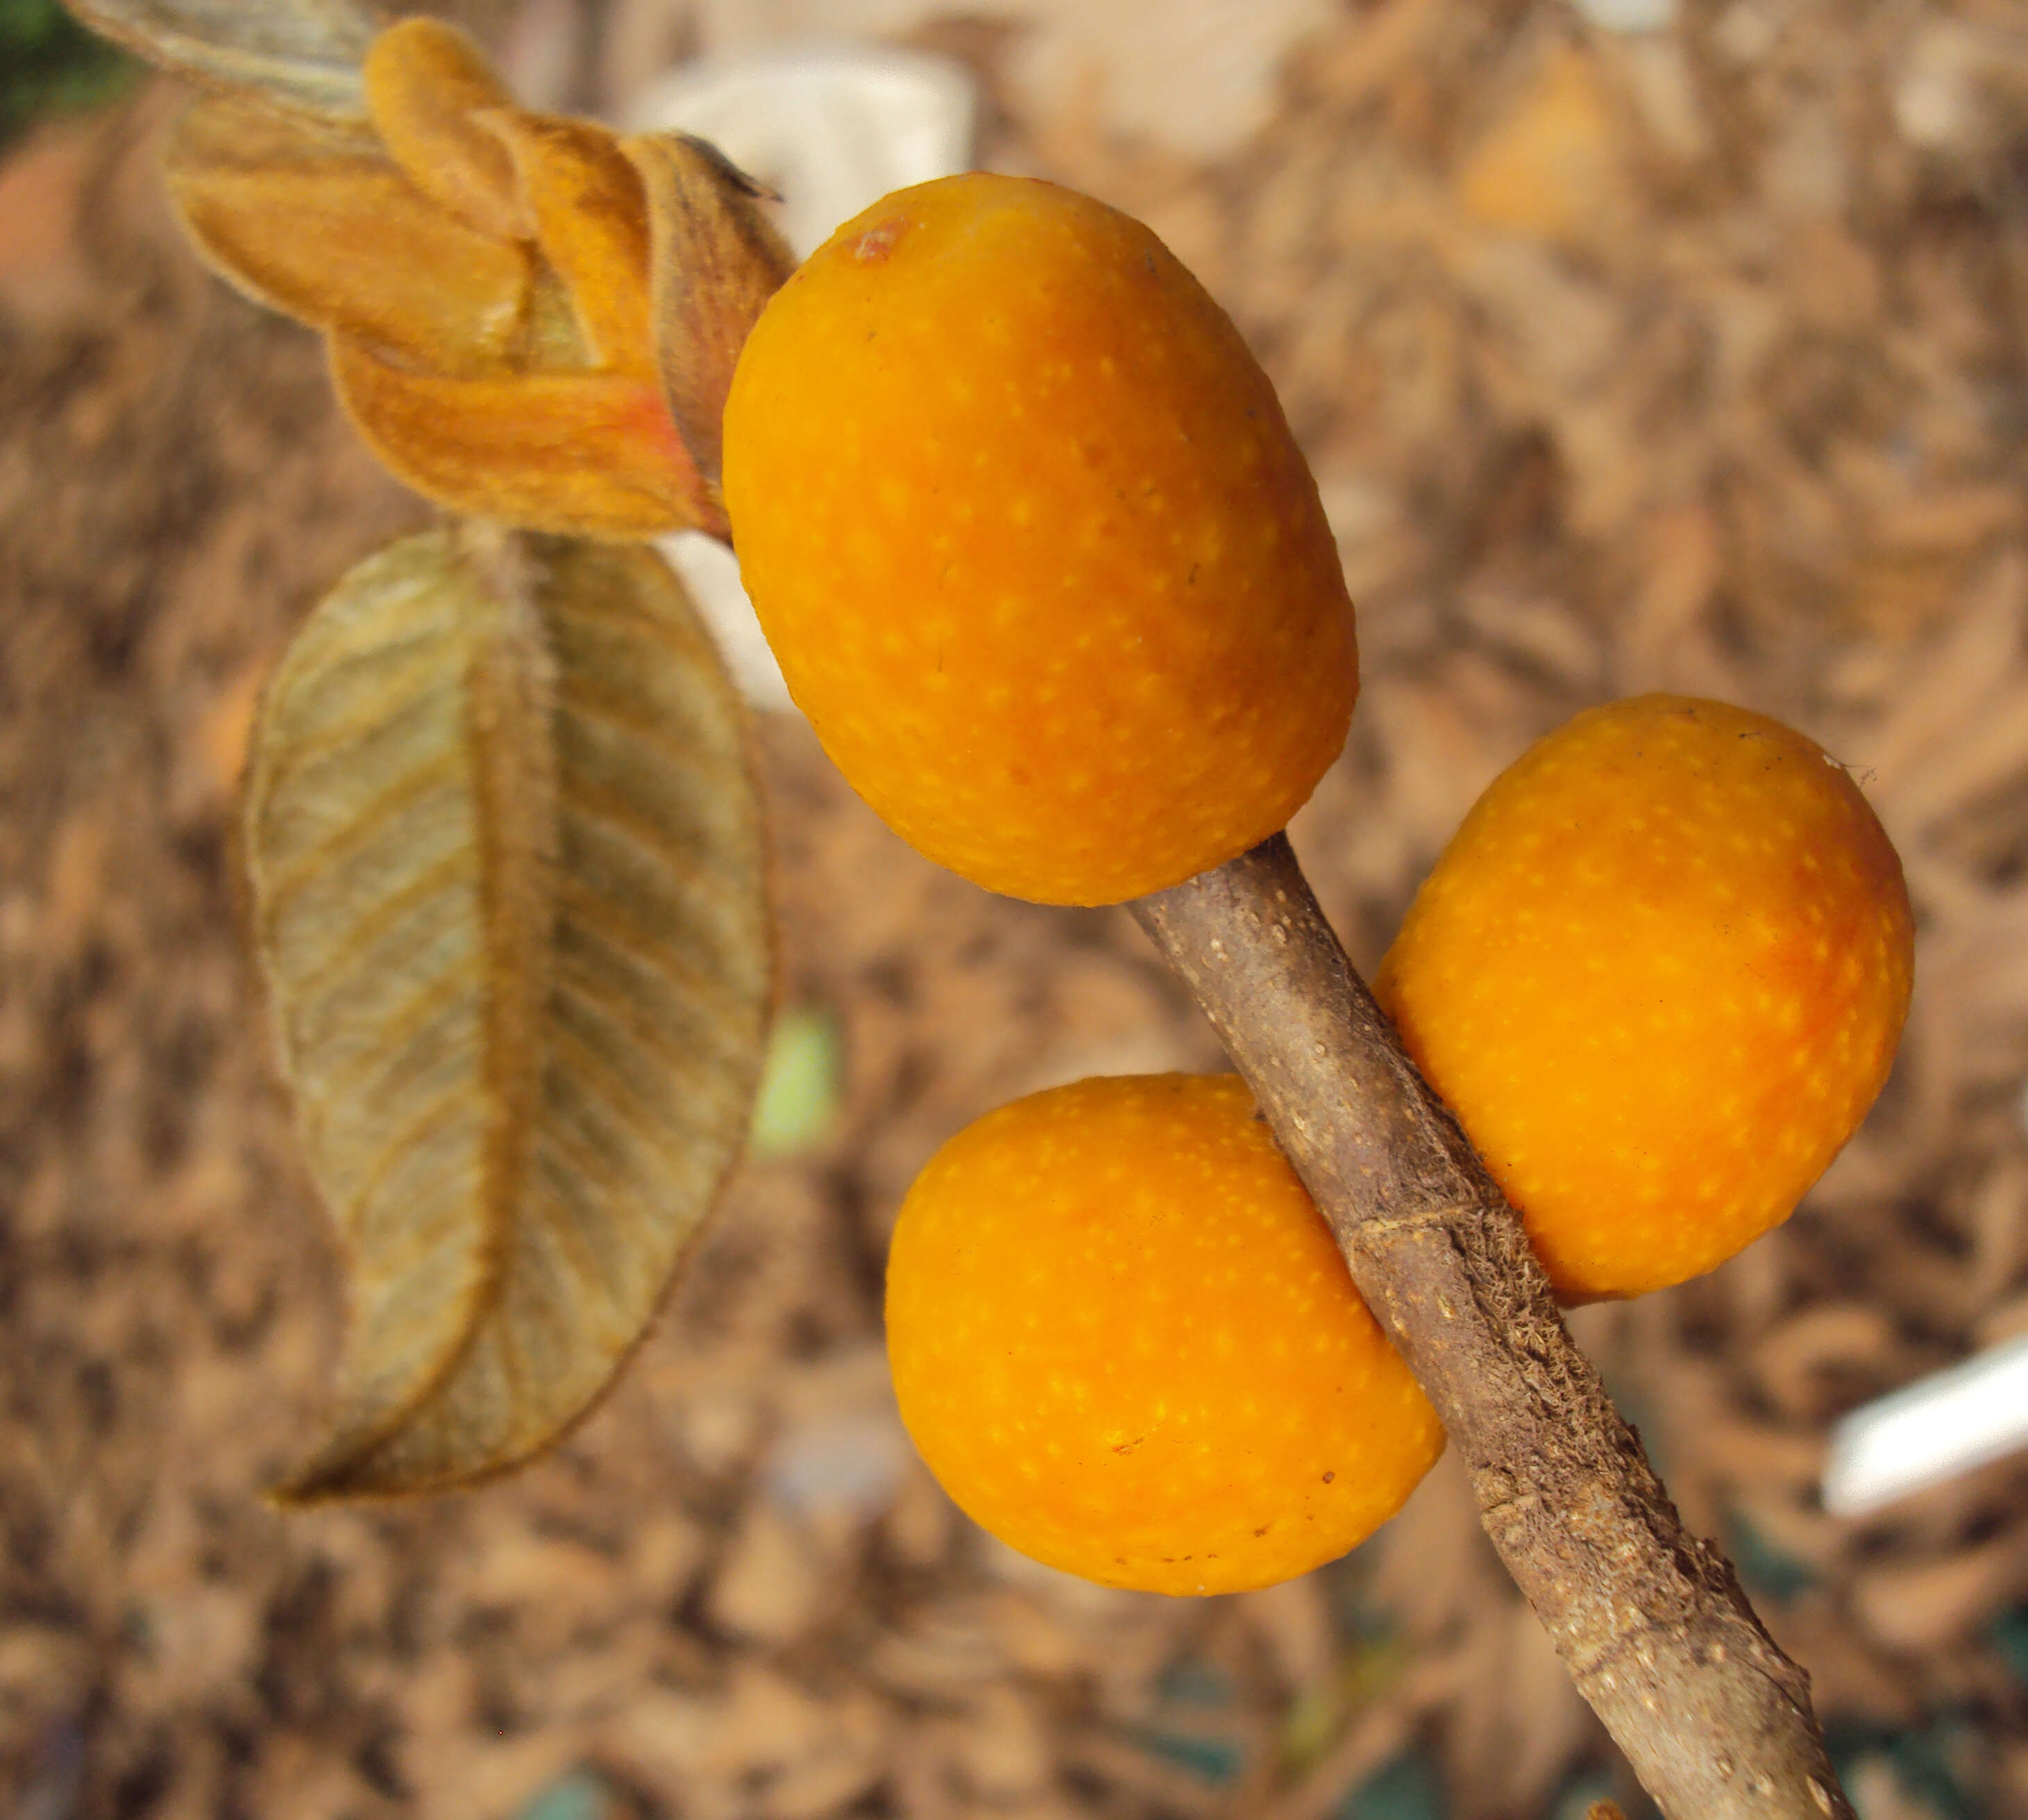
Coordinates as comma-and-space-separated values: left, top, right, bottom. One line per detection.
1569, 0, 1677, 31
626, 42, 978, 712
624, 41, 978, 260
662, 530, 795, 713
1821, 1332, 2028, 1517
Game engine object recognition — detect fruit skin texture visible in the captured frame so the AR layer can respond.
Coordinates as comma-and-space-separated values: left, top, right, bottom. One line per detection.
1373, 695, 1914, 1303
884, 1075, 1444, 1595
723, 174, 1357, 907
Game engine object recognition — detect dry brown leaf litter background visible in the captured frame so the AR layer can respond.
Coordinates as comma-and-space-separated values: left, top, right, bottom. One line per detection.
10, 0, 2028, 1815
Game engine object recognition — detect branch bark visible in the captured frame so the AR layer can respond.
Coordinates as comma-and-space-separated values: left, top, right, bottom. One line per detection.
1131, 834, 1851, 1820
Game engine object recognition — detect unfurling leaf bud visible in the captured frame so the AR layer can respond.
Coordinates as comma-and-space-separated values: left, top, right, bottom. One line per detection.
159, 17, 791, 540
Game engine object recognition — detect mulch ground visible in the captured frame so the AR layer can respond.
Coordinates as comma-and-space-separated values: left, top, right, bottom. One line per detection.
6, 3, 2028, 1817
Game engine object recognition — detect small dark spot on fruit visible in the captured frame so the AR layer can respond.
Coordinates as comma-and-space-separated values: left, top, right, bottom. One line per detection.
1321, 1471, 1335, 1483
1254, 1526, 1270, 1537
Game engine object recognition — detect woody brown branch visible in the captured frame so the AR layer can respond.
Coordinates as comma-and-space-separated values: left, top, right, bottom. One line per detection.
1131, 834, 1852, 1820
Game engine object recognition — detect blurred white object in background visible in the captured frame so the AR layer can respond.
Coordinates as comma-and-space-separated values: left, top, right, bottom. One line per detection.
627, 43, 977, 712
1569, 0, 1677, 33
1822, 1332, 2028, 1516
659, 0, 1330, 160
625, 42, 976, 260
983, 0, 1332, 160
659, 530, 795, 712
1821, 1066, 2028, 1515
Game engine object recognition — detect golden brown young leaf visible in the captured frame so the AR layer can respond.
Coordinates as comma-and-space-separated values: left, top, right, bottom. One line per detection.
362, 17, 532, 244
248, 528, 769, 1499
134, 9, 772, 540
623, 133, 795, 496
481, 111, 655, 373
329, 337, 710, 539
167, 91, 531, 375
65, 0, 374, 115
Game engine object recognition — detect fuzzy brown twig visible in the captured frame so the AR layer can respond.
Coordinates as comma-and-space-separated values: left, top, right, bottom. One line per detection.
1131, 834, 1852, 1820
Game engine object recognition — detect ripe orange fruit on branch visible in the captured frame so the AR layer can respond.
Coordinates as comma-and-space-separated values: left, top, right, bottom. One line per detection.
1374, 695, 1914, 1303
723, 174, 1356, 906
885, 1075, 1444, 1594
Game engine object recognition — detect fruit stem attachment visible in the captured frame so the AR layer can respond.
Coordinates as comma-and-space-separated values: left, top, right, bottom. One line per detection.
1131, 834, 1853, 1820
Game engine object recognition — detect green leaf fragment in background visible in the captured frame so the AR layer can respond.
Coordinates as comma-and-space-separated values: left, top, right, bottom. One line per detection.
1550, 1771, 1626, 1820
1143, 1730, 1244, 1785
1988, 1605, 2028, 1683
1141, 1655, 1243, 1785
516, 1770, 612, 1820
1827, 1721, 1979, 1820
749, 1005, 842, 1158
1337, 1749, 1444, 1820
1720, 1508, 1814, 1603
1154, 1659, 1234, 1707
1, 0, 137, 146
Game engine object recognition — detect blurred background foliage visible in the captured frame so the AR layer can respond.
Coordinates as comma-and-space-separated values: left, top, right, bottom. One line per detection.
0, 0, 134, 146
